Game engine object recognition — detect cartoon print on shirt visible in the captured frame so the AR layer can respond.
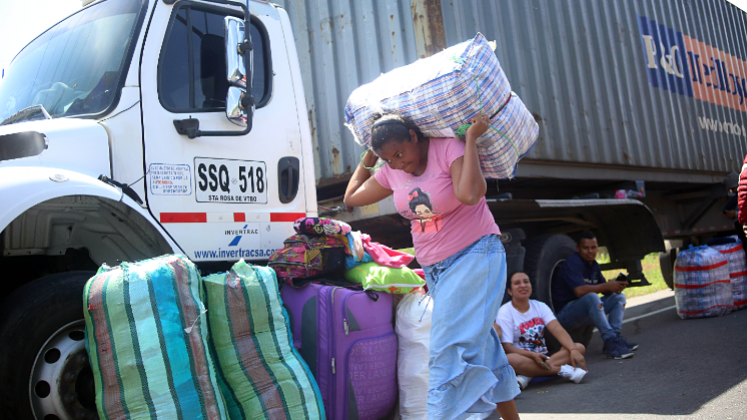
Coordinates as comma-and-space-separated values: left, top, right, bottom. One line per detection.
516, 317, 548, 354
408, 187, 443, 233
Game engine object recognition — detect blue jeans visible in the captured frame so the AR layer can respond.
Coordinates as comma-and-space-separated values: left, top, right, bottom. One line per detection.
422, 234, 519, 420
555, 292, 626, 341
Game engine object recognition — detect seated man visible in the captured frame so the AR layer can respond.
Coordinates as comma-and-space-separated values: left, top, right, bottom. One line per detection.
551, 231, 637, 359
722, 171, 739, 222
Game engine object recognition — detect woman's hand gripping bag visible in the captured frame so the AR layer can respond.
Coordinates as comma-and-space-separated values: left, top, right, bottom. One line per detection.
674, 246, 733, 319
83, 255, 228, 420
202, 260, 325, 420
344, 32, 538, 180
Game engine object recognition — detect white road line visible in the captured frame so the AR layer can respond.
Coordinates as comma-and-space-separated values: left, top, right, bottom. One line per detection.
593, 305, 677, 333
621, 305, 677, 324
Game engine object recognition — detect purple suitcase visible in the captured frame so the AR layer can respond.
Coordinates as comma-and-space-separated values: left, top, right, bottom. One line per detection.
281, 283, 397, 420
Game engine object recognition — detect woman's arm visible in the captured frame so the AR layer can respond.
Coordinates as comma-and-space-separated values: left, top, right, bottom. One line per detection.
546, 319, 586, 370
451, 115, 489, 205
344, 150, 393, 207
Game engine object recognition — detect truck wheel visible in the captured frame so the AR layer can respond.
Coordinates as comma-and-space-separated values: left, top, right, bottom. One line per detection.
659, 249, 677, 290
523, 233, 576, 309
0, 271, 98, 420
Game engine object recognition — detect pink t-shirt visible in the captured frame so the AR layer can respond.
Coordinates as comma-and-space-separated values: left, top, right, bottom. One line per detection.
374, 137, 500, 266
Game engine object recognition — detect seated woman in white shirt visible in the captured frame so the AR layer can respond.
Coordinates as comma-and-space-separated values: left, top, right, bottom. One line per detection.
495, 271, 588, 390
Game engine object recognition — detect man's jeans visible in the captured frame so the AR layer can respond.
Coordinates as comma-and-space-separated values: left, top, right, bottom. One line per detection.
555, 293, 626, 341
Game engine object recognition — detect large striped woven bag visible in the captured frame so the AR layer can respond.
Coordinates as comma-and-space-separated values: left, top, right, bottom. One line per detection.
674, 246, 734, 319
709, 239, 747, 310
202, 260, 325, 420
344, 32, 538, 180
83, 255, 227, 419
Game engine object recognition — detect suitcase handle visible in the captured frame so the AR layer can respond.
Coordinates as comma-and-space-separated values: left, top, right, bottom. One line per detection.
365, 290, 379, 302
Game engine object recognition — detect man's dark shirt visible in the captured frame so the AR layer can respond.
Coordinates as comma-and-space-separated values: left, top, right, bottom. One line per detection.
552, 252, 606, 313
723, 195, 738, 213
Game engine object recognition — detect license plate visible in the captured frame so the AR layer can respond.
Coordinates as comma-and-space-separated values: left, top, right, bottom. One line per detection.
194, 157, 268, 204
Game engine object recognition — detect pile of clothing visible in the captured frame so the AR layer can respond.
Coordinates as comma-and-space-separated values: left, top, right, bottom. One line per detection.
269, 217, 425, 293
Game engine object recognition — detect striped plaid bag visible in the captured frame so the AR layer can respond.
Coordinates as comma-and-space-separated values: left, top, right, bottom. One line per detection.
83, 255, 227, 420
202, 260, 325, 420
674, 247, 734, 319
709, 240, 747, 309
344, 32, 538, 180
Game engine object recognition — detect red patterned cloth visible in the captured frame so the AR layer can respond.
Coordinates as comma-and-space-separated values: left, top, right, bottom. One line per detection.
739, 154, 747, 225
361, 234, 415, 269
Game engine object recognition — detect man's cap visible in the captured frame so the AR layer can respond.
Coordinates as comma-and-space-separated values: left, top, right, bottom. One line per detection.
724, 171, 739, 190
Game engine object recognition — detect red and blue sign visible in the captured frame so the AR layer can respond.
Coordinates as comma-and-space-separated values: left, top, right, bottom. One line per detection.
638, 15, 747, 113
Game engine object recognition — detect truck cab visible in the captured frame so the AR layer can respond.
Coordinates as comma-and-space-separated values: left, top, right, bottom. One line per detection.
0, 0, 314, 418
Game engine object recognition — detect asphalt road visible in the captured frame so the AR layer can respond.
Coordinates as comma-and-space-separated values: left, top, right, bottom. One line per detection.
488, 304, 747, 420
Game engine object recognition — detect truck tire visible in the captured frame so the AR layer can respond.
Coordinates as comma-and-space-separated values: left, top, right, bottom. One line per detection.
523, 234, 594, 351
523, 234, 576, 308
659, 248, 677, 290
0, 271, 98, 420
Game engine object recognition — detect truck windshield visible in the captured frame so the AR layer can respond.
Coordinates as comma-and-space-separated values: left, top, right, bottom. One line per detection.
0, 0, 143, 123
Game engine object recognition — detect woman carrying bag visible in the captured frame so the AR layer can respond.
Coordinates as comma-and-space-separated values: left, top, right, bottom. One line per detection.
344, 112, 520, 420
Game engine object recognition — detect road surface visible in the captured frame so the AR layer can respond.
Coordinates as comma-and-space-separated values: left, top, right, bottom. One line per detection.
488, 296, 747, 420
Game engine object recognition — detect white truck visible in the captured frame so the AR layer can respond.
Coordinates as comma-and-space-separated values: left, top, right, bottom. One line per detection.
0, 0, 317, 418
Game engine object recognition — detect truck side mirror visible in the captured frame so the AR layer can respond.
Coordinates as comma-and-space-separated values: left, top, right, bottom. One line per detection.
224, 16, 253, 127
